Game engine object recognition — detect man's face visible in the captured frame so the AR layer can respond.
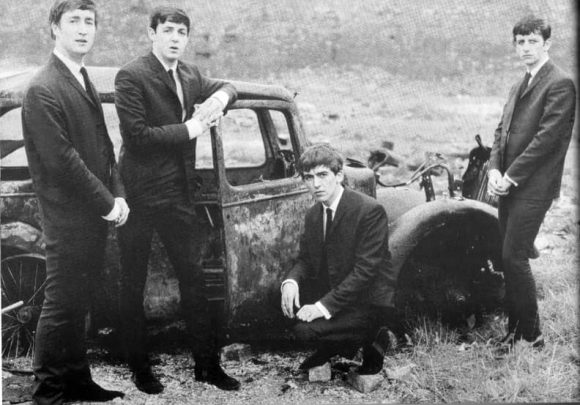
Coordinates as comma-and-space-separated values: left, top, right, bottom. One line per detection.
514, 32, 551, 70
302, 165, 344, 206
52, 8, 96, 63
149, 21, 189, 65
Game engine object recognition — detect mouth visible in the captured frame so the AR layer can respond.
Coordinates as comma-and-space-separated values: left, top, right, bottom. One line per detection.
75, 39, 88, 45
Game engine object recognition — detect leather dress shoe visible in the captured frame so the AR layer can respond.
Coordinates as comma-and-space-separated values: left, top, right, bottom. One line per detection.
133, 366, 164, 394
64, 380, 124, 402
194, 364, 240, 391
299, 349, 333, 371
356, 345, 384, 375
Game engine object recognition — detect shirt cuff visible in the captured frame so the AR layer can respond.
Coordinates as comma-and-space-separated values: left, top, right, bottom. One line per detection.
281, 279, 298, 292
102, 200, 119, 221
211, 91, 229, 108
315, 301, 331, 320
504, 174, 518, 187
185, 118, 204, 140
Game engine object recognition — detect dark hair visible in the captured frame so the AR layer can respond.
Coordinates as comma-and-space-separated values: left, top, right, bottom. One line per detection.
297, 144, 343, 177
512, 15, 551, 42
49, 0, 97, 40
150, 6, 190, 34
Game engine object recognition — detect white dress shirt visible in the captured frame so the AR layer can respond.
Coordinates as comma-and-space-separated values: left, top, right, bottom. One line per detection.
283, 186, 345, 320
152, 51, 229, 139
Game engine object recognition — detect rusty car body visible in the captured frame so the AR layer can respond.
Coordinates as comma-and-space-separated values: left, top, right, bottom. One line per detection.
1, 67, 504, 357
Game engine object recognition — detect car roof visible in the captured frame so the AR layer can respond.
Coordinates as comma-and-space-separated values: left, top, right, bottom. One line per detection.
0, 66, 295, 116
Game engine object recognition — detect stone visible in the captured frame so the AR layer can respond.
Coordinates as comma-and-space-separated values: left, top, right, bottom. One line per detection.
308, 362, 331, 382
347, 370, 384, 393
220, 343, 252, 362
385, 364, 415, 382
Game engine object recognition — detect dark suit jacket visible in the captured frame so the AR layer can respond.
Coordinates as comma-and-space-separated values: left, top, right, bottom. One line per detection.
114, 53, 237, 209
286, 188, 394, 316
489, 60, 576, 200
22, 54, 124, 229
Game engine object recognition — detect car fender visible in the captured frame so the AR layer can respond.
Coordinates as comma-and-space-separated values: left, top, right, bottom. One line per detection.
384, 198, 500, 307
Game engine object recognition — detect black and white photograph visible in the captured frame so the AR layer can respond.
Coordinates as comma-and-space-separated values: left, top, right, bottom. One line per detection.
0, 0, 577, 403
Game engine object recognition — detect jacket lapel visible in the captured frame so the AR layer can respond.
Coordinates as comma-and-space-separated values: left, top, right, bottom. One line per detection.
51, 54, 96, 109
146, 53, 181, 104
328, 188, 350, 237
177, 61, 194, 118
520, 60, 553, 99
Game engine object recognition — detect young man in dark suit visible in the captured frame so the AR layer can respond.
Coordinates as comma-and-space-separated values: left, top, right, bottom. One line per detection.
21, 1, 128, 403
281, 144, 396, 375
488, 16, 576, 349
114, 7, 239, 393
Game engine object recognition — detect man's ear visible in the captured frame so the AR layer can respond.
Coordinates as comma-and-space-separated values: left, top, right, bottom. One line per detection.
543, 38, 552, 51
147, 27, 156, 41
51, 22, 59, 39
336, 170, 345, 184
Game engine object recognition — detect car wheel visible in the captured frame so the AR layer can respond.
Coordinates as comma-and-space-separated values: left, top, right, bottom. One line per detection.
1, 253, 46, 359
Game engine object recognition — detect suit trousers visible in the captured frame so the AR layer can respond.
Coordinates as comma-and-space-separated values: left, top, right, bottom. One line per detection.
33, 219, 108, 405
291, 283, 381, 355
118, 201, 217, 370
498, 196, 552, 340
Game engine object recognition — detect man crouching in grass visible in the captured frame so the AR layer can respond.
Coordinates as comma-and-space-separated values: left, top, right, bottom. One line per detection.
281, 144, 400, 375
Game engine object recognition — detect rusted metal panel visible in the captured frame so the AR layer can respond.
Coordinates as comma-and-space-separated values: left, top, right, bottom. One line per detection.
221, 188, 311, 332
0, 180, 42, 229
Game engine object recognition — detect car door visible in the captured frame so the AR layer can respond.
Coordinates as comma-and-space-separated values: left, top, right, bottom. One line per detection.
201, 99, 312, 336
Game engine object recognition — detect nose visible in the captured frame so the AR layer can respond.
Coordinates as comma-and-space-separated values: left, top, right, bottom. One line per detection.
313, 176, 321, 188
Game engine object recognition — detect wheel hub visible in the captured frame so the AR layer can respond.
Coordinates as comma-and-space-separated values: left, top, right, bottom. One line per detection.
15, 306, 35, 324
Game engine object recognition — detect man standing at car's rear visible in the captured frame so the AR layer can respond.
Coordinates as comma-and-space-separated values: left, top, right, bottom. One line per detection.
21, 1, 128, 403
488, 15, 576, 351
114, 7, 239, 394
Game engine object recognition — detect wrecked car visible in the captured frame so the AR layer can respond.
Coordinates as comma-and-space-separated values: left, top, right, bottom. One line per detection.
1, 67, 503, 358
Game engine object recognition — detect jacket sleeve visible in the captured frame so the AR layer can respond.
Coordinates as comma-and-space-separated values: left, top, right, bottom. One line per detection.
320, 204, 389, 315
197, 71, 238, 107
114, 68, 190, 149
505, 77, 576, 186
22, 84, 115, 216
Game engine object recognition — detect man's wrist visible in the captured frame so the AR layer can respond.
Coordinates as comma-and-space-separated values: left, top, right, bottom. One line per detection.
281, 279, 298, 292
211, 91, 229, 109
315, 301, 331, 320
503, 173, 518, 187
102, 200, 120, 221
185, 118, 204, 140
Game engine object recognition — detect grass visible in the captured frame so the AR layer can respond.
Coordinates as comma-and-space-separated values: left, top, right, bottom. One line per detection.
1, 1, 578, 403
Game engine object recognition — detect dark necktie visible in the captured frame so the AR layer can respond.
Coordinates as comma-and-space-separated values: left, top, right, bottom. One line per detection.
324, 208, 333, 241
319, 207, 333, 290
167, 69, 177, 92
79, 67, 98, 105
517, 72, 531, 99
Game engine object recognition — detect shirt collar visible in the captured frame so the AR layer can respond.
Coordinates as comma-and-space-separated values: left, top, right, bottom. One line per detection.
152, 50, 178, 72
323, 186, 344, 213
53, 49, 85, 75
528, 56, 549, 79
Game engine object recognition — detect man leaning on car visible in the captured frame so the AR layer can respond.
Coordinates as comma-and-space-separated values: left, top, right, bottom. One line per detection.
114, 6, 239, 394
